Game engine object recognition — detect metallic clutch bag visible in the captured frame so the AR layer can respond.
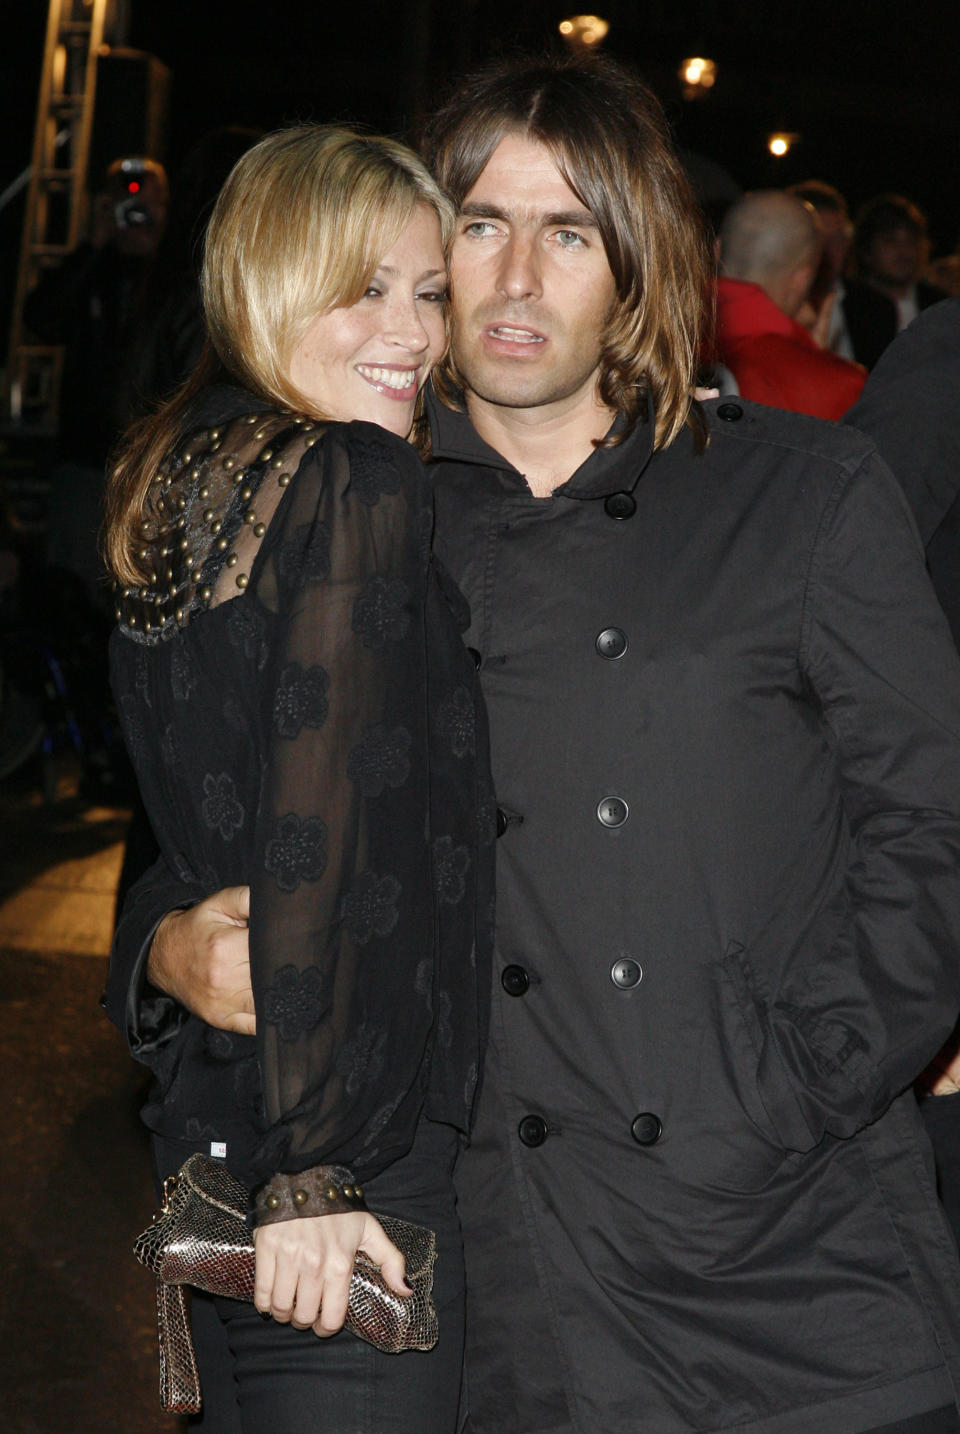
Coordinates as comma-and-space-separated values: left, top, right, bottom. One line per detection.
134, 1152, 439, 1413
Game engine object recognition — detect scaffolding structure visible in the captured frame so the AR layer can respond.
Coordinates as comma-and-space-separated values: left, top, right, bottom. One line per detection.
5, 0, 110, 426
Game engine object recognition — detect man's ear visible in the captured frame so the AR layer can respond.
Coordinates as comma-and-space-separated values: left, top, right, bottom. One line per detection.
784, 261, 816, 319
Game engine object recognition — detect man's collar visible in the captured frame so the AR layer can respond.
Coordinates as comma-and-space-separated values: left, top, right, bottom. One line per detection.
425, 382, 656, 501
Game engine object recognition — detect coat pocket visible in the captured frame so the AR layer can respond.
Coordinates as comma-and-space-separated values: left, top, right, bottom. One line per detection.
720, 940, 817, 1153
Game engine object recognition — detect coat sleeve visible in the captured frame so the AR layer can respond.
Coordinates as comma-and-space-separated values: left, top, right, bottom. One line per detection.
242, 424, 436, 1189
754, 449, 960, 1150
103, 852, 202, 1058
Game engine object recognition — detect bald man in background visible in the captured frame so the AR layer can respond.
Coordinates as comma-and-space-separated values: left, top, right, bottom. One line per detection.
716, 189, 867, 419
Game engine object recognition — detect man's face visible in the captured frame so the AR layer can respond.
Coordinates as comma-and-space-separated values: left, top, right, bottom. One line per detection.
448, 132, 617, 421
866, 225, 925, 290
816, 210, 851, 283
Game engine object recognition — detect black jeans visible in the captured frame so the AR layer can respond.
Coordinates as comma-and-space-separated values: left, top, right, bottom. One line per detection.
151, 1118, 465, 1434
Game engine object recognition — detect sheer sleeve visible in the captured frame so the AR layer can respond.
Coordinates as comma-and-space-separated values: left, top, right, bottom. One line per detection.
242, 422, 437, 1189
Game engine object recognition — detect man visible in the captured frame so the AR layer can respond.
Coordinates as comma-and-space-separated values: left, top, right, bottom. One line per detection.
855, 193, 949, 332
844, 298, 960, 1246
26, 156, 169, 603
106, 58, 960, 1434
788, 179, 898, 369
715, 189, 866, 418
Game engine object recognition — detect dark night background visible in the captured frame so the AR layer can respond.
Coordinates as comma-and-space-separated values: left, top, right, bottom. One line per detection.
3, 0, 960, 356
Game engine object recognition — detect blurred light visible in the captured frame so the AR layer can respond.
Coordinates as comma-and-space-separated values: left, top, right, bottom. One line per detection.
127, 180, 141, 194
559, 15, 610, 48
681, 56, 716, 88
767, 132, 799, 158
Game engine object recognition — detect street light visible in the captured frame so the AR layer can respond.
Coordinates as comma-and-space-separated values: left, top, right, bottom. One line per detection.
767, 132, 800, 158
559, 15, 610, 51
680, 56, 717, 99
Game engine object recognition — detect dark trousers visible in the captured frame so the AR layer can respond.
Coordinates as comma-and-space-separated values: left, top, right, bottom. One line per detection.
151, 1118, 465, 1434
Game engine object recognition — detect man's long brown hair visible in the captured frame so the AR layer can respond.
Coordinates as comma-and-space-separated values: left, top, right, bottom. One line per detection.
421, 54, 711, 452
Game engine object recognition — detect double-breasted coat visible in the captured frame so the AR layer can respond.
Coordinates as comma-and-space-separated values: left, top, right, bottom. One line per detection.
427, 391, 960, 1434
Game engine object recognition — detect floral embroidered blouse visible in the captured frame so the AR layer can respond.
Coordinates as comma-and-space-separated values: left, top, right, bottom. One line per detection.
108, 385, 492, 1191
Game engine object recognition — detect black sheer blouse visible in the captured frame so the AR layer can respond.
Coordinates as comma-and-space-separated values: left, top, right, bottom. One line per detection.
108, 386, 492, 1191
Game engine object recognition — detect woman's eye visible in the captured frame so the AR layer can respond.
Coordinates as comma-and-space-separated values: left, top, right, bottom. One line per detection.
363, 285, 383, 299
417, 289, 448, 304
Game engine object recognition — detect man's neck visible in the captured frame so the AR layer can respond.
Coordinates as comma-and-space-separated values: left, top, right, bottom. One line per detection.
464, 389, 616, 498
873, 277, 912, 303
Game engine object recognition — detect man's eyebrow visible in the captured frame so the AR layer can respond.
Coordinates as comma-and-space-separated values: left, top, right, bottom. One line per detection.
459, 200, 599, 229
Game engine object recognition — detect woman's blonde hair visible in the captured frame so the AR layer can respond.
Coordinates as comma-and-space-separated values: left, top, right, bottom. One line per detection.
106, 125, 453, 585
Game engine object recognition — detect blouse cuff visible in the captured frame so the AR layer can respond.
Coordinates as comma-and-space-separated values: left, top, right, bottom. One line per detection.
251, 1164, 368, 1226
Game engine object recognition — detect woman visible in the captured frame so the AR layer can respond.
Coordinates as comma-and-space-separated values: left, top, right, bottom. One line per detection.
104, 126, 490, 1433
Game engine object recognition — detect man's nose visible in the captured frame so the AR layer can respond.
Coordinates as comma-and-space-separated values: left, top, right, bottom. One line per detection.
497, 235, 542, 301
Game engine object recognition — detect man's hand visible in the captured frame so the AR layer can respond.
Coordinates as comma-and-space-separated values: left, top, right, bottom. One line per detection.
148, 887, 255, 1034
918, 1024, 960, 1096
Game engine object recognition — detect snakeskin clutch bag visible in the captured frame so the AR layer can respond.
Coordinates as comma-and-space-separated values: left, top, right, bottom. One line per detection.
134, 1153, 439, 1413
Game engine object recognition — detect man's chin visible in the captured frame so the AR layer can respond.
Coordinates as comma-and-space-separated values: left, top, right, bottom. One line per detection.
456, 360, 574, 414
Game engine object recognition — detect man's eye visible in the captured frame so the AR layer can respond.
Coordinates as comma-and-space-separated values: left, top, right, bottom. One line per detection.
463, 221, 497, 238
555, 230, 586, 248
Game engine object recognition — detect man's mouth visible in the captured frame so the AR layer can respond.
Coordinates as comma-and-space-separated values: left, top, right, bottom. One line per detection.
356, 365, 420, 396
485, 325, 545, 344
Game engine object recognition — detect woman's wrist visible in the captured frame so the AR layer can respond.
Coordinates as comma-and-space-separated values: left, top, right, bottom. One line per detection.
252, 1164, 368, 1226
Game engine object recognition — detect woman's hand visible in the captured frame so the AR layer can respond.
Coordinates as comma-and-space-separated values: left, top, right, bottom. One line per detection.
253, 1211, 409, 1336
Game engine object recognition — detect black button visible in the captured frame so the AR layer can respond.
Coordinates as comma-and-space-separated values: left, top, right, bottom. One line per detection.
496, 807, 509, 838
518, 1114, 549, 1147
604, 492, 637, 520
596, 627, 627, 660
611, 958, 642, 989
597, 796, 629, 827
631, 1113, 663, 1145
501, 964, 530, 997
717, 402, 743, 423
467, 647, 482, 669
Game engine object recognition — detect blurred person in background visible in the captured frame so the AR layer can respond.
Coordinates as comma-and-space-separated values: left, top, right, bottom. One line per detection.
855, 193, 949, 332
24, 156, 168, 605
716, 189, 866, 417
125, 126, 263, 411
844, 299, 960, 1251
789, 179, 898, 368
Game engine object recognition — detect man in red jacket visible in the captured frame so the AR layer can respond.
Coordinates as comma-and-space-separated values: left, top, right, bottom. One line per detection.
716, 189, 866, 419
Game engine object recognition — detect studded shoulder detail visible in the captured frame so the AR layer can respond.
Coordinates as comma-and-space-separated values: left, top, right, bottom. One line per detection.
116, 410, 326, 644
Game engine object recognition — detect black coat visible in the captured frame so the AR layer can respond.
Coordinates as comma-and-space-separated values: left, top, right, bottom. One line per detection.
846, 297, 960, 1247
839, 275, 898, 370
846, 299, 960, 643
429, 392, 960, 1434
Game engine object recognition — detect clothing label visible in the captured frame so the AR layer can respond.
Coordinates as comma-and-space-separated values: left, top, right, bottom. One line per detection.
210, 1141, 227, 1159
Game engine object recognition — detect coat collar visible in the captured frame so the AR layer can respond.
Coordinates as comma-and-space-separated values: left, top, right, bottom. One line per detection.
425, 382, 657, 502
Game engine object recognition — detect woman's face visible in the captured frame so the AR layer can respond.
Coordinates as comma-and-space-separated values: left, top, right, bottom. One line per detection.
289, 203, 447, 438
